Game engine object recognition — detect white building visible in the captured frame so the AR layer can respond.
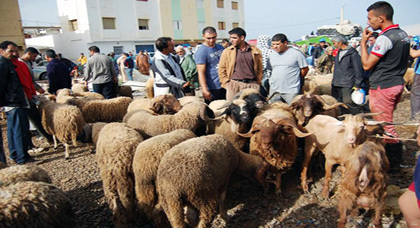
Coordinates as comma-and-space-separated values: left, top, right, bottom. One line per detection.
26, 0, 244, 60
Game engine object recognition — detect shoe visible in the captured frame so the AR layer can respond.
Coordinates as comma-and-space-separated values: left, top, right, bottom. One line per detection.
28, 147, 44, 154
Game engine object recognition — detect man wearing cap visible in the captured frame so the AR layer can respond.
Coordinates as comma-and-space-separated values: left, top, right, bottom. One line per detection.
266, 33, 309, 104
219, 27, 262, 101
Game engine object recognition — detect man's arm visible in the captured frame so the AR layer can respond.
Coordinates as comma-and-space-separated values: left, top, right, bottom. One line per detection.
154, 59, 187, 89
47, 65, 57, 94
197, 64, 211, 100
0, 63, 8, 105
361, 27, 381, 71
410, 48, 420, 58
255, 50, 263, 85
300, 67, 309, 78
351, 51, 364, 88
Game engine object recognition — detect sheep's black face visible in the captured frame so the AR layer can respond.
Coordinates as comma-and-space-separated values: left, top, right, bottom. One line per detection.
244, 94, 266, 112
230, 104, 252, 124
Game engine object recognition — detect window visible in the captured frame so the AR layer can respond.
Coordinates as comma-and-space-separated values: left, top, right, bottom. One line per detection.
102, 17, 116, 29
232, 1, 238, 10
173, 20, 182, 30
69, 19, 78, 31
217, 0, 224, 8
232, 22, 239, 28
138, 19, 149, 30
196, 0, 204, 8
218, 21, 225, 30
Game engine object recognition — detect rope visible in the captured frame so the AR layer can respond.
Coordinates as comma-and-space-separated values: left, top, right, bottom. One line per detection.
368, 135, 418, 142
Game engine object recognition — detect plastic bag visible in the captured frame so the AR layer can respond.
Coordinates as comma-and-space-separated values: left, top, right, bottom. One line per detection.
351, 88, 366, 105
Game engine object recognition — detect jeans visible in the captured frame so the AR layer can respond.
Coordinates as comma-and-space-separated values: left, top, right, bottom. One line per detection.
93, 81, 117, 99
269, 93, 299, 105
0, 126, 6, 164
6, 107, 31, 164
125, 68, 134, 81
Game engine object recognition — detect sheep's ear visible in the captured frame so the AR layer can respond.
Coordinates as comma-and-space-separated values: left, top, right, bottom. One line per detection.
358, 166, 370, 192
290, 102, 299, 110
151, 102, 163, 114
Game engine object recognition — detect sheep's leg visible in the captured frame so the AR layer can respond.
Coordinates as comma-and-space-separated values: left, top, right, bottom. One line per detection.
53, 135, 58, 150
64, 143, 70, 159
322, 161, 333, 198
163, 198, 186, 228
197, 204, 217, 228
337, 198, 348, 228
373, 204, 384, 228
274, 173, 282, 195
301, 142, 317, 193
218, 189, 228, 221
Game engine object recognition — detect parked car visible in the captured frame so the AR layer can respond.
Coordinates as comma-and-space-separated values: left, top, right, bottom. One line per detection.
33, 60, 48, 80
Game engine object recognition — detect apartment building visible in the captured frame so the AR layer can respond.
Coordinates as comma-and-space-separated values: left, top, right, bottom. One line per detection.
51, 0, 244, 59
0, 0, 26, 53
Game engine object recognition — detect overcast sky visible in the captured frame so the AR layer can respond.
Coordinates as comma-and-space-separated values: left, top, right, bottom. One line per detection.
18, 0, 418, 41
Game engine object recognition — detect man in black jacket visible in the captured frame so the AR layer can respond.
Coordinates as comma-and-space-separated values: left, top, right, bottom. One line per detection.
0, 41, 33, 164
331, 35, 364, 114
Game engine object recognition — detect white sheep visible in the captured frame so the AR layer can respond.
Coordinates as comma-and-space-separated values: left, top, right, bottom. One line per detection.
67, 97, 132, 123
0, 181, 76, 228
127, 94, 181, 115
157, 134, 269, 228
95, 122, 145, 228
123, 101, 215, 138
38, 96, 86, 159
132, 129, 196, 226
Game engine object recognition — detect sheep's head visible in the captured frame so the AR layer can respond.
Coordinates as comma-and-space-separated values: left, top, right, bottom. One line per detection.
243, 93, 266, 112
220, 99, 252, 125
238, 114, 312, 149
340, 114, 366, 147
150, 94, 182, 115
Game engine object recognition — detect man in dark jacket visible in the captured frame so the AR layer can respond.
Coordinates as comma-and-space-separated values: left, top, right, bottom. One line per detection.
0, 41, 33, 164
45, 49, 72, 94
331, 35, 364, 114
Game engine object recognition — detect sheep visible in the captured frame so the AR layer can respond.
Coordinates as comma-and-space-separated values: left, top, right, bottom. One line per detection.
132, 129, 196, 226
156, 134, 269, 228
38, 95, 86, 159
0, 165, 51, 186
123, 101, 215, 138
145, 77, 154, 98
302, 74, 333, 95
403, 67, 414, 91
79, 122, 107, 146
0, 181, 76, 228
232, 88, 266, 116
338, 141, 389, 228
178, 96, 203, 106
95, 122, 145, 228
290, 93, 347, 126
300, 113, 379, 198
127, 94, 182, 115
71, 83, 88, 94
67, 96, 132, 123
56, 88, 104, 104
118, 85, 133, 98
238, 102, 312, 194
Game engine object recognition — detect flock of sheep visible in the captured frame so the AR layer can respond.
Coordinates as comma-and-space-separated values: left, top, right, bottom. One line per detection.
0, 78, 402, 227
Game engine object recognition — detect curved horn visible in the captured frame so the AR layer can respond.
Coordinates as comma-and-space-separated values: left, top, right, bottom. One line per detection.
323, 102, 348, 110
237, 116, 265, 138
279, 118, 313, 138
217, 101, 232, 110
266, 92, 280, 102
199, 104, 215, 122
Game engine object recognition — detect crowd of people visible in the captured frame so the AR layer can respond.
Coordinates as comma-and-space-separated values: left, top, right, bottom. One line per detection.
1, 1, 420, 226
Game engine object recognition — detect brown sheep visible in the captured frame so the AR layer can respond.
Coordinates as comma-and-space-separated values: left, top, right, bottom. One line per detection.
132, 129, 196, 227
0, 165, 51, 186
96, 122, 145, 228
156, 134, 269, 228
290, 93, 347, 126
127, 94, 182, 115
239, 102, 312, 194
123, 101, 215, 138
38, 96, 86, 159
117, 85, 133, 98
338, 141, 389, 228
301, 113, 378, 198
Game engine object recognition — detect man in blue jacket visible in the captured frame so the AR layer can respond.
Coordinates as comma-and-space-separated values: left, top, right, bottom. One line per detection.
45, 49, 72, 94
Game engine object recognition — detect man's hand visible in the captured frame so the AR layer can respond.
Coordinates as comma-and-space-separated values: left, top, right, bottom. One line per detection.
84, 80, 88, 87
202, 89, 211, 101
182, 82, 191, 88
37, 88, 45, 94
361, 26, 373, 44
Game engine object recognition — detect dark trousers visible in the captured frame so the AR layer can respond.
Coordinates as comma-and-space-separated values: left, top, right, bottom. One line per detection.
27, 102, 53, 143
205, 88, 226, 105
331, 86, 362, 115
6, 107, 31, 164
0, 126, 6, 164
93, 81, 116, 99
411, 74, 420, 120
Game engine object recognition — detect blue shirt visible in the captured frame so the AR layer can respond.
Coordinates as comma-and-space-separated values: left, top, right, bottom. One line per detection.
194, 44, 224, 90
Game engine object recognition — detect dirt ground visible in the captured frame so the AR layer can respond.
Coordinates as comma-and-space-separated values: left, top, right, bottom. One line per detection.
0, 91, 418, 228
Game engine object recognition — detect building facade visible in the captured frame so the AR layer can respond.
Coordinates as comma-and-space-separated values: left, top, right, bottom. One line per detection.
1, 0, 26, 53
47, 0, 244, 60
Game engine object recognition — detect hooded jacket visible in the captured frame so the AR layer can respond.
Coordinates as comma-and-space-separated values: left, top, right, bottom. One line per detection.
332, 47, 363, 88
